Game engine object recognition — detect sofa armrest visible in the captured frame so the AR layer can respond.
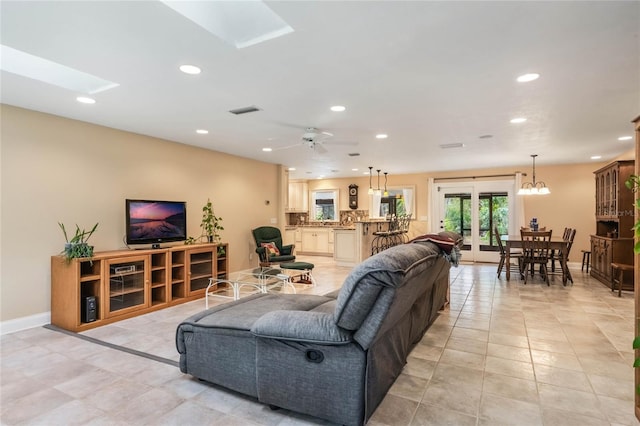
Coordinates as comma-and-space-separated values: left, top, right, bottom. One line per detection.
251, 311, 352, 345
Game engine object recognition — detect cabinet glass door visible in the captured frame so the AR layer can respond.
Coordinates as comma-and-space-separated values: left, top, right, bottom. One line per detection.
105, 256, 148, 317
188, 248, 214, 294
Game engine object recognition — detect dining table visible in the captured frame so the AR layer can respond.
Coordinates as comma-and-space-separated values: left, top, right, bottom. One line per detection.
502, 235, 572, 284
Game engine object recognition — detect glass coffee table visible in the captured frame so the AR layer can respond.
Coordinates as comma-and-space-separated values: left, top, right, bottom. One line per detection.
205, 266, 306, 308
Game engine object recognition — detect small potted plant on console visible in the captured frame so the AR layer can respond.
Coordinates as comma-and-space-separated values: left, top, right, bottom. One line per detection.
58, 222, 99, 263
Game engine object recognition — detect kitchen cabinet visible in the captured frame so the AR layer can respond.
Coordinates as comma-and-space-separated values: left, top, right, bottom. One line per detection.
334, 229, 357, 266
287, 181, 308, 212
300, 227, 333, 255
284, 228, 296, 246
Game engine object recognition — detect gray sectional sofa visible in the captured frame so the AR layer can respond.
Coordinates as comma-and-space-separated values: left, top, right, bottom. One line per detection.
176, 232, 461, 425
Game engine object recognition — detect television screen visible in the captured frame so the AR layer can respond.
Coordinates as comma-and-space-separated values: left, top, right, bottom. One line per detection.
126, 199, 187, 245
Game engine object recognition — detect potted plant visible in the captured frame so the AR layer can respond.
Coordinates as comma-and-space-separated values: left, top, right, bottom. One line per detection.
58, 222, 99, 263
625, 175, 640, 393
201, 198, 224, 243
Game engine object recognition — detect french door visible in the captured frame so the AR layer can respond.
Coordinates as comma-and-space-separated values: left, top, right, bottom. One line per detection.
433, 180, 518, 262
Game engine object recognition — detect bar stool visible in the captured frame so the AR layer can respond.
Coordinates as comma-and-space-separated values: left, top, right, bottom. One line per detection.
581, 250, 591, 272
611, 262, 633, 297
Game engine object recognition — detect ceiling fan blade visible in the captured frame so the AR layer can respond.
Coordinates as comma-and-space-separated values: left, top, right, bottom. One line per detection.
324, 141, 358, 146
272, 142, 301, 151
314, 144, 328, 154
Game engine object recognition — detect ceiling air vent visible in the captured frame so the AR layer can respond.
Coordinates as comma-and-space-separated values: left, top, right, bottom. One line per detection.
439, 143, 465, 149
348, 153, 360, 156
229, 105, 262, 115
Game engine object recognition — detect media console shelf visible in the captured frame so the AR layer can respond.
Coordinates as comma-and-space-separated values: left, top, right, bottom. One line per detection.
51, 243, 228, 332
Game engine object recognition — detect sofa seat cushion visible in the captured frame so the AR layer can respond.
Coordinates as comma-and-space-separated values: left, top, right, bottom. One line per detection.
186, 293, 334, 331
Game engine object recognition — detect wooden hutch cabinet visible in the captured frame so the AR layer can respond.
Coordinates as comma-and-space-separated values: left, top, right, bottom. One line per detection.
51, 243, 228, 332
590, 160, 634, 288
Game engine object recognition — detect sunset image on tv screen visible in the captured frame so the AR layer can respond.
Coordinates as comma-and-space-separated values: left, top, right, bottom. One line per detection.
128, 201, 185, 241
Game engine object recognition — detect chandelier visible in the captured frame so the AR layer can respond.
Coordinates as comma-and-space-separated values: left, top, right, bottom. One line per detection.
518, 154, 550, 195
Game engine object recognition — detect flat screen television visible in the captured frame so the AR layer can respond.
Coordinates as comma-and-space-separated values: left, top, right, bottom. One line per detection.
125, 199, 187, 246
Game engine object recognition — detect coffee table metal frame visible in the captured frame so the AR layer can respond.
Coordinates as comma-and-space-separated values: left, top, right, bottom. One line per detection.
205, 266, 304, 308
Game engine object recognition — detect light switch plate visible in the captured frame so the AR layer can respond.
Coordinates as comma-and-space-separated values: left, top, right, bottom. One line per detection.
270, 217, 277, 224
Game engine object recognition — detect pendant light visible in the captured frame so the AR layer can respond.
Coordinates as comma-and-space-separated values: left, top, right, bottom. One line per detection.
368, 166, 374, 195
383, 172, 389, 196
375, 169, 382, 196
518, 154, 550, 195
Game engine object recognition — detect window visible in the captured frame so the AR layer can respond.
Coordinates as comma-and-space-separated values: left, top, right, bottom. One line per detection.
371, 186, 415, 219
311, 189, 339, 221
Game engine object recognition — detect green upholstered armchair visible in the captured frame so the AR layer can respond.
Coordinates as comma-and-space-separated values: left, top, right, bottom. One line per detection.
252, 226, 296, 265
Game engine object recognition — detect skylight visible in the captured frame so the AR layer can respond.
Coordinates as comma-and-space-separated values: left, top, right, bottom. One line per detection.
0, 45, 119, 94
161, 1, 294, 49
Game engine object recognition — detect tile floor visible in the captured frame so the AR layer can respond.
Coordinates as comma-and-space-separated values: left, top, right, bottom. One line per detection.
1, 256, 639, 425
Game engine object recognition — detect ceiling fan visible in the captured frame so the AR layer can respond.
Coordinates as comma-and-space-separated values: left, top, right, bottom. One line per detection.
276, 127, 357, 154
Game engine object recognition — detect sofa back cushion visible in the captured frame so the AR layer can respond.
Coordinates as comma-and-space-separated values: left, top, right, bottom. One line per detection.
333, 243, 441, 331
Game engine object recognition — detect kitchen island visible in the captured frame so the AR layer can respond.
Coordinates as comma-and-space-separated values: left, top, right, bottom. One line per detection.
334, 220, 396, 266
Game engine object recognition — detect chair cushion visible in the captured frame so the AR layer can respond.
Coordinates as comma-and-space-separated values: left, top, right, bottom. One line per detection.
261, 242, 280, 256
280, 262, 314, 270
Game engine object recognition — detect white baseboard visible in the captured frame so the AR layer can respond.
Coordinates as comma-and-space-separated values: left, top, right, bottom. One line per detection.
0, 311, 51, 335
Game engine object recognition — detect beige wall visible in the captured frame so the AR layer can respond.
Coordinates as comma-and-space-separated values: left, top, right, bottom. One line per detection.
1, 105, 281, 322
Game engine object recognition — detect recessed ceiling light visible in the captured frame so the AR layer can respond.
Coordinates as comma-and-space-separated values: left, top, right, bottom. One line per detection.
363, 171, 369, 175
262, 147, 272, 152
376, 134, 388, 139
288, 167, 296, 171
352, 168, 359, 171
591, 155, 602, 160
179, 64, 201, 75
76, 96, 96, 104
330, 105, 346, 112
317, 176, 325, 179
516, 73, 540, 82
196, 129, 208, 134
618, 136, 633, 141
510, 117, 527, 124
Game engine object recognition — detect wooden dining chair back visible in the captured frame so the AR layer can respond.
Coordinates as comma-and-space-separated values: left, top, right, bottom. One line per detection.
550, 228, 573, 271
495, 226, 523, 278
520, 229, 553, 285
548, 228, 576, 284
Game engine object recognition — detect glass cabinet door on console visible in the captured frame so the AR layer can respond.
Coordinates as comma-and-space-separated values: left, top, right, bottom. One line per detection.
187, 247, 214, 294
104, 255, 149, 318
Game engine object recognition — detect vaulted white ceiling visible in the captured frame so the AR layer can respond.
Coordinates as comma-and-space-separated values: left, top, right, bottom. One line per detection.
1, 1, 638, 179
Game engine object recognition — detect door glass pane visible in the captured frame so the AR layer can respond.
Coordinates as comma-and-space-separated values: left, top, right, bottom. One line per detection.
444, 193, 472, 249
478, 192, 509, 251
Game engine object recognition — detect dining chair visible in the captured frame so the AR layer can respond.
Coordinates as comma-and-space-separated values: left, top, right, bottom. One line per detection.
520, 229, 553, 285
549, 228, 576, 284
495, 226, 523, 278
